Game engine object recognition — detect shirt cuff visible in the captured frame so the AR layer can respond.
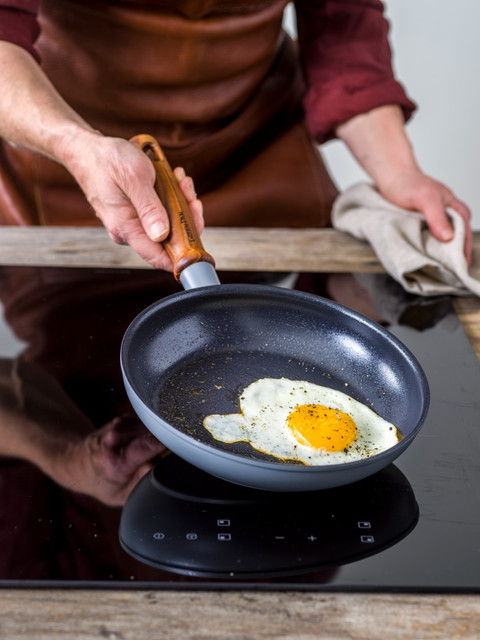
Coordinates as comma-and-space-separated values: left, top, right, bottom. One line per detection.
303, 78, 417, 144
0, 7, 40, 62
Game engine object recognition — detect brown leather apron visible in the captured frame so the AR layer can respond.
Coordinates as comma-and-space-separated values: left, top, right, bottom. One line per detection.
0, 0, 337, 229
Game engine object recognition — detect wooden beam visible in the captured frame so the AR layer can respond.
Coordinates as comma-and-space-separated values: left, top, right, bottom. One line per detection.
0, 226, 388, 272
2, 226, 479, 275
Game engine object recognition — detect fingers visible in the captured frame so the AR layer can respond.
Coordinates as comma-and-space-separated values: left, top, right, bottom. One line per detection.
421, 198, 472, 266
174, 166, 205, 233
79, 416, 167, 505
132, 162, 203, 240
418, 197, 454, 242
122, 430, 167, 470
173, 167, 193, 199
68, 135, 205, 270
433, 190, 472, 265
122, 461, 156, 500
122, 155, 170, 243
100, 414, 147, 448
447, 197, 472, 266
136, 192, 170, 243
100, 415, 166, 473
388, 174, 473, 266
126, 164, 204, 268
109, 159, 204, 268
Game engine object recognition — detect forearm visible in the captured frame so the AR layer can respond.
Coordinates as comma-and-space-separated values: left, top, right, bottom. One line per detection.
0, 40, 97, 163
335, 104, 420, 190
0, 358, 93, 475
335, 103, 472, 258
0, 40, 206, 268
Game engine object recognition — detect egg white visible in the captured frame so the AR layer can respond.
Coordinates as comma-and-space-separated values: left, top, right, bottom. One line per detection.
203, 377, 399, 465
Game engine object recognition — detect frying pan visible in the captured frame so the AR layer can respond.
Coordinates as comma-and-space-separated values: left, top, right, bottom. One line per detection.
121, 135, 429, 492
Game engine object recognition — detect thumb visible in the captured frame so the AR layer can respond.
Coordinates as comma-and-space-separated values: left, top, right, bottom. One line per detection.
416, 194, 454, 243
130, 182, 171, 242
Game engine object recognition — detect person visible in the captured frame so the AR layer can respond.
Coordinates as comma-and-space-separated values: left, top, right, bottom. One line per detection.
0, 0, 472, 268
0, 1, 472, 508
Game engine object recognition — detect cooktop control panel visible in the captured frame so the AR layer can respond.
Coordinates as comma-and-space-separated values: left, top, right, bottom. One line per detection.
119, 455, 418, 578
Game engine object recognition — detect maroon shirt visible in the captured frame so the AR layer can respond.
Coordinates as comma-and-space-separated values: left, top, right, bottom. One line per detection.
0, 0, 415, 143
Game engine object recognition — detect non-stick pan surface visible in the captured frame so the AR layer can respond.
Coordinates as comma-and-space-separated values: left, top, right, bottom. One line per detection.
121, 283, 429, 491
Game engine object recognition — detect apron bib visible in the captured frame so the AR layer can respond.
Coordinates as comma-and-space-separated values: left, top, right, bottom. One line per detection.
0, 0, 337, 228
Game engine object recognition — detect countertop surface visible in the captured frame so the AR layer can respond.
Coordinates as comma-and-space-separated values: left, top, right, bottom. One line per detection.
1, 226, 479, 639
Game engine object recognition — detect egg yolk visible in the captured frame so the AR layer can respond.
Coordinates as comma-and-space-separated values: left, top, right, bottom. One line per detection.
286, 404, 357, 452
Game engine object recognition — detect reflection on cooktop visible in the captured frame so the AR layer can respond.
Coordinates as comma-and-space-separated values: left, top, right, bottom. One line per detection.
0, 267, 479, 591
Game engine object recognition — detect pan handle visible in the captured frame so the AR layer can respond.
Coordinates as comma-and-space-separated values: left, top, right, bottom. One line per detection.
130, 134, 219, 288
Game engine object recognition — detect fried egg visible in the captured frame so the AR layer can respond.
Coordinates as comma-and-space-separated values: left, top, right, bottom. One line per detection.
203, 377, 400, 465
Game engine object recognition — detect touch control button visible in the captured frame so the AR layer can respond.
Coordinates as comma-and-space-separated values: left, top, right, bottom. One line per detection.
217, 533, 232, 541
360, 535, 375, 543
217, 519, 231, 527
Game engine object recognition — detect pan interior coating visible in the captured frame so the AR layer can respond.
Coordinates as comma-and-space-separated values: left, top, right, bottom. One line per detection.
122, 285, 429, 467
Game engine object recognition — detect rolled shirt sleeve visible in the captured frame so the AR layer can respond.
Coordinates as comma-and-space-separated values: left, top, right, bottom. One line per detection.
294, 0, 417, 143
0, 0, 41, 61
0, 0, 415, 140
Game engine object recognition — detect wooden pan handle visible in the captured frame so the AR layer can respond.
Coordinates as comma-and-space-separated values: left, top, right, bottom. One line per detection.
130, 134, 215, 281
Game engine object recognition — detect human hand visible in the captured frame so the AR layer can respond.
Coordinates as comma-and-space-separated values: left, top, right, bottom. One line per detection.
0, 358, 166, 506
60, 131, 204, 270
336, 106, 472, 265
57, 414, 167, 506
377, 170, 472, 265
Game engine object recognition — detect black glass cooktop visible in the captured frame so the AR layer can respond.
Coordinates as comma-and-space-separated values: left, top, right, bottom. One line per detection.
0, 267, 479, 591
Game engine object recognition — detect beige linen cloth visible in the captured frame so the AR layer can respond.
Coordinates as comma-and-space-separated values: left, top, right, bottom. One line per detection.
332, 182, 480, 297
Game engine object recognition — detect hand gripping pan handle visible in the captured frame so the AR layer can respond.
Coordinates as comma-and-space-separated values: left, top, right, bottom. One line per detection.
130, 134, 220, 289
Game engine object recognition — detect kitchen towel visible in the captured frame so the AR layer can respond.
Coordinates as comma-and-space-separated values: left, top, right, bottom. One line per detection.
332, 182, 480, 297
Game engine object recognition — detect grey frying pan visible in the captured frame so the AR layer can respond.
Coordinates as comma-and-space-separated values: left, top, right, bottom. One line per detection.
120, 135, 429, 491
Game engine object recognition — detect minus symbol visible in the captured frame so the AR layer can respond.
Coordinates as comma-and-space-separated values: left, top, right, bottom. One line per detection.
274, 536, 285, 540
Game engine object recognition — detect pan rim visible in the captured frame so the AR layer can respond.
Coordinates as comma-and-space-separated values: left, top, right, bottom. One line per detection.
121, 283, 430, 473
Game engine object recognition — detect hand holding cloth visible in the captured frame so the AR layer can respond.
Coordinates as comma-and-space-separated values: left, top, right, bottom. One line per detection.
332, 183, 480, 297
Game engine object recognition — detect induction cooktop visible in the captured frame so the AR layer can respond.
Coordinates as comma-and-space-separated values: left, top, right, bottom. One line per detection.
0, 267, 479, 592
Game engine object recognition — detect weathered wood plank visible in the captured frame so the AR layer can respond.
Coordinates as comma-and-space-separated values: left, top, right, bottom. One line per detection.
453, 296, 480, 356
0, 589, 479, 640
2, 226, 480, 277
0, 226, 397, 272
